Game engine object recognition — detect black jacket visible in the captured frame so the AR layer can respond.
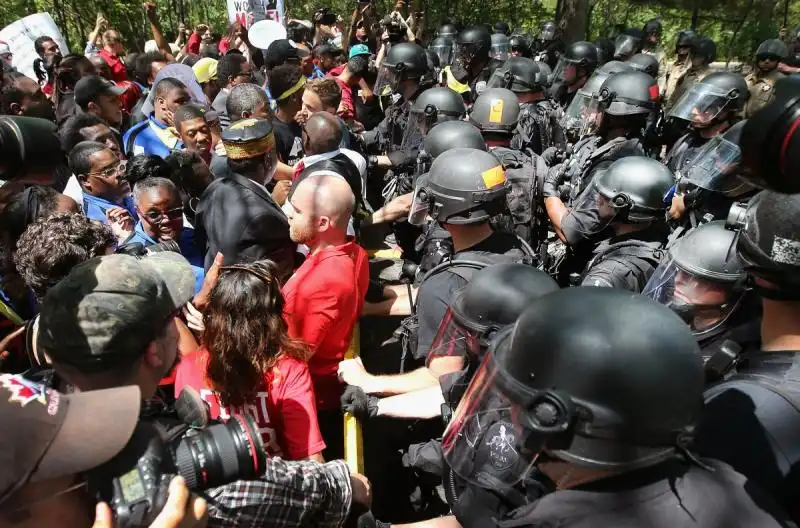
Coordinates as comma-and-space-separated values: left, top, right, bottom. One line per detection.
195, 172, 297, 283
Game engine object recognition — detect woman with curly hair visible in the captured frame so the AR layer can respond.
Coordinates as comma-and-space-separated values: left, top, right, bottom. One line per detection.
175, 260, 326, 461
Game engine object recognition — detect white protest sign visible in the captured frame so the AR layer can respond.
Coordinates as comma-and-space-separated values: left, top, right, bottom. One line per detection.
226, 0, 284, 29
0, 13, 68, 81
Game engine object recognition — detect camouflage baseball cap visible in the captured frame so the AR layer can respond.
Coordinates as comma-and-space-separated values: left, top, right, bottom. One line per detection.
37, 252, 195, 371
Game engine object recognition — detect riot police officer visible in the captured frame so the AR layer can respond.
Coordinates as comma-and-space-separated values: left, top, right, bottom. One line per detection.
401, 86, 467, 154
548, 41, 599, 108
612, 27, 645, 61
532, 21, 564, 69
669, 119, 759, 228
577, 156, 672, 292
560, 59, 634, 141
487, 56, 565, 154
421, 119, 486, 160
429, 36, 454, 67
437, 23, 459, 40
664, 29, 697, 109
441, 25, 495, 104
593, 37, 616, 65
365, 42, 429, 159
664, 71, 750, 176
470, 88, 549, 248
694, 191, 800, 523
643, 220, 758, 381
744, 39, 788, 118
339, 263, 558, 422
509, 34, 531, 58
641, 18, 667, 88
445, 288, 791, 528
490, 33, 511, 61
544, 70, 656, 250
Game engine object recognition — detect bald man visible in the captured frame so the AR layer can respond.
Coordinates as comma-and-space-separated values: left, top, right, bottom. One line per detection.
295, 111, 364, 207
283, 172, 370, 461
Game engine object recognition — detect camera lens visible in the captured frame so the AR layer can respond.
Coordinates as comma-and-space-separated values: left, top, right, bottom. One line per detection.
173, 414, 266, 490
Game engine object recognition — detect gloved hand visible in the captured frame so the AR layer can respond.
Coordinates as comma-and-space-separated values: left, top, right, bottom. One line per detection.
387, 149, 417, 171
542, 168, 564, 199
354, 511, 391, 528
541, 146, 560, 166
340, 385, 379, 420
452, 486, 502, 528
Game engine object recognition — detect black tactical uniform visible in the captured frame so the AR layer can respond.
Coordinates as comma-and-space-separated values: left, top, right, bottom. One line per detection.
441, 26, 498, 105
470, 88, 549, 249
445, 288, 792, 528
548, 41, 599, 108
693, 191, 800, 524
643, 220, 760, 382
531, 22, 564, 70
486, 56, 565, 155
545, 70, 657, 248
578, 156, 672, 292
404, 148, 533, 365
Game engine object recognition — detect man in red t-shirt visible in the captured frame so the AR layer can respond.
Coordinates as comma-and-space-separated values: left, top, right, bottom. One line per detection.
283, 171, 369, 460
325, 44, 371, 122
97, 29, 128, 83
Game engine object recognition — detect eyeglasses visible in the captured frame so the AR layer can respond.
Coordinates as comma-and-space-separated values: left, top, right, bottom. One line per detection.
88, 159, 127, 179
142, 206, 184, 224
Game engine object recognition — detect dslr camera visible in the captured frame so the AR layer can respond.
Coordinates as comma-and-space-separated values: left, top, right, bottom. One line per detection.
87, 389, 266, 527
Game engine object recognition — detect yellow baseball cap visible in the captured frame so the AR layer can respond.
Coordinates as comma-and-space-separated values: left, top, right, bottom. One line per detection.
192, 57, 218, 84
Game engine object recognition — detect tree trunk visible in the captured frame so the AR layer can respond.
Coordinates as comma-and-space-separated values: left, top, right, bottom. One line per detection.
557, 0, 589, 43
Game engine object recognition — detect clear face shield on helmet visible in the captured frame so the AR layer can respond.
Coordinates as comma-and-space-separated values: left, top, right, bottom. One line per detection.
442, 346, 539, 491
562, 90, 603, 137
402, 106, 459, 151
491, 42, 510, 61
562, 179, 620, 235
642, 255, 743, 342
684, 135, 751, 198
425, 305, 485, 372
408, 173, 432, 226
668, 83, 732, 128
486, 68, 515, 90
373, 64, 403, 97
613, 34, 639, 60
540, 25, 556, 42
430, 43, 453, 66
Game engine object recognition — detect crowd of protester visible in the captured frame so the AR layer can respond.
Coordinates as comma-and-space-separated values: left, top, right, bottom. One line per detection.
1, 3, 800, 528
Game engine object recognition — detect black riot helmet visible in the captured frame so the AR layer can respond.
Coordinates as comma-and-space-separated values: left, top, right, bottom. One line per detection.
736, 191, 800, 299
613, 29, 645, 61
423, 120, 487, 159
553, 41, 599, 84
374, 42, 428, 95
426, 263, 558, 373
494, 22, 511, 35
644, 221, 747, 341
693, 37, 717, 65
684, 120, 757, 198
578, 156, 673, 224
408, 148, 509, 226
756, 39, 789, 61
561, 61, 634, 136
438, 24, 459, 39
486, 56, 547, 94
539, 21, 556, 42
627, 53, 660, 78
643, 19, 662, 38
669, 71, 749, 127
444, 288, 704, 476
429, 37, 454, 67
490, 33, 511, 61
593, 37, 615, 65
739, 75, 800, 193
597, 70, 658, 117
457, 26, 492, 57
509, 35, 531, 58
402, 87, 467, 150
676, 29, 698, 53
469, 88, 520, 135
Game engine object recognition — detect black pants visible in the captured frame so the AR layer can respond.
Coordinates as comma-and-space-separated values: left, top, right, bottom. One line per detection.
318, 408, 345, 462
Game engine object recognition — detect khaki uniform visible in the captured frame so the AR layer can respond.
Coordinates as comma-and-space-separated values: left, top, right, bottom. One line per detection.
744, 69, 784, 118
665, 62, 711, 111
642, 45, 668, 91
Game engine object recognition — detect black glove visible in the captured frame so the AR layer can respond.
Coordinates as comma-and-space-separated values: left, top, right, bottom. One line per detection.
387, 149, 417, 171
354, 511, 391, 528
340, 385, 379, 420
541, 146, 559, 166
452, 486, 502, 528
542, 168, 564, 199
